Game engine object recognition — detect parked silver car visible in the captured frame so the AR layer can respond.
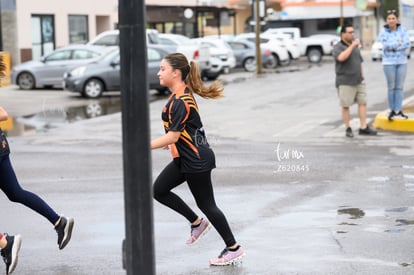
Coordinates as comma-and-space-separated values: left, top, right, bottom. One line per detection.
63, 45, 169, 98
11, 45, 111, 90
227, 40, 277, 72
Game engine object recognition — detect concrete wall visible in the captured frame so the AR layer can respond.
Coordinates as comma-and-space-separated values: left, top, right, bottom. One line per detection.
2, 0, 118, 65
16, 0, 118, 48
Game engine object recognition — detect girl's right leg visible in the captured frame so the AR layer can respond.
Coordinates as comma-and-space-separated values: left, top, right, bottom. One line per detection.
0, 156, 60, 225
383, 65, 397, 111
153, 161, 198, 223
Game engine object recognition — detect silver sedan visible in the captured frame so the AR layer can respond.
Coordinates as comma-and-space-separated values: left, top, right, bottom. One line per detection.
11, 45, 112, 90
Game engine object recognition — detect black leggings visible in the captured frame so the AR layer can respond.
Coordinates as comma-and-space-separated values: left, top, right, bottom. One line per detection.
0, 155, 60, 225
153, 160, 236, 247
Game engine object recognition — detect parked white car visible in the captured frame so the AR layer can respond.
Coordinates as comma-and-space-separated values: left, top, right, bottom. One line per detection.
158, 33, 192, 47
158, 33, 211, 74
193, 37, 236, 80
87, 29, 161, 46
247, 31, 300, 61
408, 29, 414, 49
234, 33, 290, 66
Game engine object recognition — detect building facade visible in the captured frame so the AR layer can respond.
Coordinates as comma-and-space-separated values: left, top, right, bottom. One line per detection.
1, 0, 118, 65
1, 0, 412, 67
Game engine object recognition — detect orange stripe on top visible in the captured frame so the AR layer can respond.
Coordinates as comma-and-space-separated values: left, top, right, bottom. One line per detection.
170, 143, 179, 158
168, 84, 191, 159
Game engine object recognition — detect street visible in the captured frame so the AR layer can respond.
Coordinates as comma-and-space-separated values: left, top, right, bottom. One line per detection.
0, 53, 413, 274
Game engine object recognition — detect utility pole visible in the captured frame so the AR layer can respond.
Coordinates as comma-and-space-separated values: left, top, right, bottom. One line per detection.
340, 0, 344, 26
0, 0, 3, 51
255, 0, 262, 74
119, 0, 155, 274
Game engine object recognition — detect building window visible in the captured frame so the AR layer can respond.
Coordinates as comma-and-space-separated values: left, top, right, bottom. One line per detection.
317, 18, 343, 31
69, 15, 89, 44
31, 15, 55, 60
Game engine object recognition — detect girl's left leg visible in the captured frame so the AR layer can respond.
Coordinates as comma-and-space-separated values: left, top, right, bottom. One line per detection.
0, 156, 60, 225
187, 171, 245, 265
394, 63, 407, 112
186, 171, 236, 247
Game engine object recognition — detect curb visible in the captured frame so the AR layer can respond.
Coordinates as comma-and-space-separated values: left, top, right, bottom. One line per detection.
373, 95, 414, 133
372, 112, 414, 133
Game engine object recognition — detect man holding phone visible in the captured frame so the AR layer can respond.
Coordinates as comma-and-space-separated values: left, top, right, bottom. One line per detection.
332, 23, 378, 138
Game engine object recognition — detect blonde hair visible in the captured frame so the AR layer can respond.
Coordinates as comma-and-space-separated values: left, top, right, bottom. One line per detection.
164, 53, 223, 99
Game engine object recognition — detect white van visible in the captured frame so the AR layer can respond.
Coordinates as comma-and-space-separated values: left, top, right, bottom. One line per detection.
87, 29, 160, 46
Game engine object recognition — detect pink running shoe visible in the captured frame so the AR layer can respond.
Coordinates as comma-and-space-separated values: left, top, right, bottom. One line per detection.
186, 218, 211, 245
209, 246, 245, 266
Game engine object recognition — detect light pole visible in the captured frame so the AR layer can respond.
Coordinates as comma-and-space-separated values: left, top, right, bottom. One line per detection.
0, 0, 3, 51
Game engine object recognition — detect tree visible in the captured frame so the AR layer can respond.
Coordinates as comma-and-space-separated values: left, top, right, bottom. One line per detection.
381, 0, 399, 21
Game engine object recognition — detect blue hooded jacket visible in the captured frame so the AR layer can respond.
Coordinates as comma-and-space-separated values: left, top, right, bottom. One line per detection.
379, 23, 410, 65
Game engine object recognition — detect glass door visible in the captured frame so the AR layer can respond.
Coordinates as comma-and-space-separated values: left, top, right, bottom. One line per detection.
31, 15, 55, 60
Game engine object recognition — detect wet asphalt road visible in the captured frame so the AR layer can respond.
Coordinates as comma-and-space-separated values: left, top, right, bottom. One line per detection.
0, 54, 413, 274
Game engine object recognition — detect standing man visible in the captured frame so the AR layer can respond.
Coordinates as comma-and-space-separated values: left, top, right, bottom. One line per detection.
332, 24, 377, 137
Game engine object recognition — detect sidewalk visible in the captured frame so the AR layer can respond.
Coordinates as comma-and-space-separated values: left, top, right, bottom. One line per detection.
373, 95, 414, 133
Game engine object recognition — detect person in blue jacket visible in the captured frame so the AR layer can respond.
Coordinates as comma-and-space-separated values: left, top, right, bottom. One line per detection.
379, 9, 411, 120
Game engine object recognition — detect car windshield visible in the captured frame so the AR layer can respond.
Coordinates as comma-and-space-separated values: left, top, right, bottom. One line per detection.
95, 48, 119, 62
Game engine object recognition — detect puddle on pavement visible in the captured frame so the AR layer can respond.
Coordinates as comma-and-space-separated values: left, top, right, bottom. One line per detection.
384, 228, 405, 233
336, 207, 365, 233
337, 206, 414, 234
5, 98, 122, 137
385, 207, 408, 213
396, 219, 414, 225
337, 207, 365, 219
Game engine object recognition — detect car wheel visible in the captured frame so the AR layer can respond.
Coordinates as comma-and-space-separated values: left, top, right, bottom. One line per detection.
307, 48, 322, 63
281, 53, 292, 66
243, 57, 256, 72
263, 55, 278, 69
272, 54, 279, 68
17, 72, 35, 90
83, 79, 104, 98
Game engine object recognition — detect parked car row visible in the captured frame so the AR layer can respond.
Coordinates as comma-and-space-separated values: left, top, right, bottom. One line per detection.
10, 29, 307, 98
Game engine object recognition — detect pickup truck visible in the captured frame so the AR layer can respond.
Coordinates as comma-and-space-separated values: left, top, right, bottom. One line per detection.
264, 27, 340, 63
